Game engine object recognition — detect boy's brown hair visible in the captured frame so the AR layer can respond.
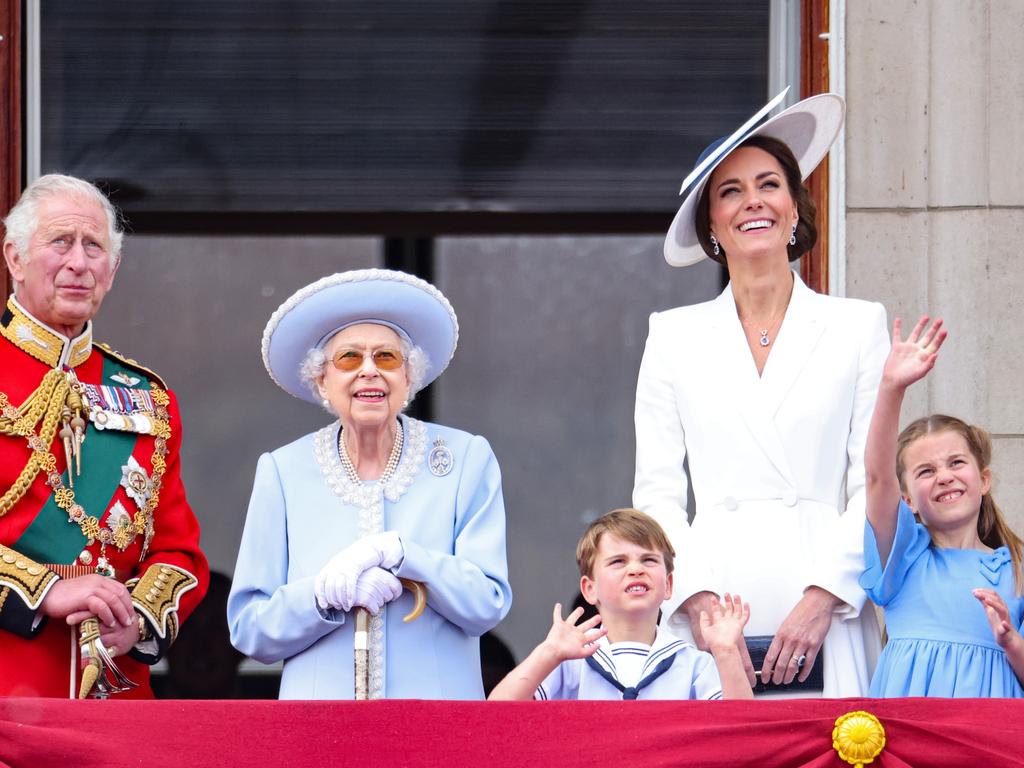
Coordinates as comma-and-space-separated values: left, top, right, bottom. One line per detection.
575, 508, 675, 578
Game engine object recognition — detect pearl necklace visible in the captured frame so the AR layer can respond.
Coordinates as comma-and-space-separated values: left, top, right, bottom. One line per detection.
338, 421, 404, 486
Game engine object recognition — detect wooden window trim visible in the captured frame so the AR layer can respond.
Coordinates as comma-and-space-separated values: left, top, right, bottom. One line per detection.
799, 0, 830, 294
0, 0, 20, 304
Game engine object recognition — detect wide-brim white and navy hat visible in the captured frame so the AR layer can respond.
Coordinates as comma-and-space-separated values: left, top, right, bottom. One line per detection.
664, 87, 846, 267
262, 268, 459, 403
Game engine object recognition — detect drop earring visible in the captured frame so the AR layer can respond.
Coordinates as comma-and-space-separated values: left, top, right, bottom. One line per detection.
710, 234, 720, 257
789, 222, 797, 246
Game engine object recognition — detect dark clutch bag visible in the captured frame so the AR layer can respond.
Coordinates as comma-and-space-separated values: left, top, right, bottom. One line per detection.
746, 635, 824, 694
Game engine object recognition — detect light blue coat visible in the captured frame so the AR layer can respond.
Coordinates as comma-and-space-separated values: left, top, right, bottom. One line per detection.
228, 416, 512, 699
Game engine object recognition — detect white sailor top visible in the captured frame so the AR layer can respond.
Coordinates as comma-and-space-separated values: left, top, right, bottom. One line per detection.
536, 627, 723, 701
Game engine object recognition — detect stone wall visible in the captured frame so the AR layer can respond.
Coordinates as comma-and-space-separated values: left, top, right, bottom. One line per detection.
844, 0, 1024, 530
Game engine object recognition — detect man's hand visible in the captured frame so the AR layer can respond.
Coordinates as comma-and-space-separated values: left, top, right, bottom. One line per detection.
41, 575, 135, 628
99, 616, 144, 657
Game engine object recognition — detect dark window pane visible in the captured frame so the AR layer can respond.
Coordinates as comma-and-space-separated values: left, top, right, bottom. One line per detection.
41, 1, 769, 217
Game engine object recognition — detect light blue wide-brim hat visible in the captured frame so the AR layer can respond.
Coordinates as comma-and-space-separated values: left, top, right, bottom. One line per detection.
262, 268, 459, 403
664, 87, 846, 267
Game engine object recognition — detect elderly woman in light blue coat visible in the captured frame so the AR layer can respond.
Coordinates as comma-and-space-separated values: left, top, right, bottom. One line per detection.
228, 269, 512, 699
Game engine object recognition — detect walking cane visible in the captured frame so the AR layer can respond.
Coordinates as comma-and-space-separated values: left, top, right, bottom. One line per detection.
354, 578, 426, 700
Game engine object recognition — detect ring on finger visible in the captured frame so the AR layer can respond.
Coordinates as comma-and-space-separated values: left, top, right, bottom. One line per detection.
791, 654, 806, 668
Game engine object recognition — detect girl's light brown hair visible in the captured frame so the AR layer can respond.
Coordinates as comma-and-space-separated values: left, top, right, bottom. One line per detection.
575, 508, 675, 578
896, 414, 1023, 594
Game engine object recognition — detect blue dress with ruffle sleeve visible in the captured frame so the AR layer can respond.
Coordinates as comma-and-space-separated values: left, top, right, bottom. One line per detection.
861, 500, 1024, 697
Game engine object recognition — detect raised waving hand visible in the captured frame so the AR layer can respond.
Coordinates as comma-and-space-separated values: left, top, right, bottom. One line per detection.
865, 315, 947, 565
882, 316, 947, 390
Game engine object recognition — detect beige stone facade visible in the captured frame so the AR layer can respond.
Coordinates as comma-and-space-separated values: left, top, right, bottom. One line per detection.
843, 0, 1024, 532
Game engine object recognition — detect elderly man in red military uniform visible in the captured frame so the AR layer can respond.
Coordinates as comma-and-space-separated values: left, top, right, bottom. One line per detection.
0, 174, 208, 698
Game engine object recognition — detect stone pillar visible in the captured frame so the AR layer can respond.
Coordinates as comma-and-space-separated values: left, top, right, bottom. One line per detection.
844, 0, 1024, 525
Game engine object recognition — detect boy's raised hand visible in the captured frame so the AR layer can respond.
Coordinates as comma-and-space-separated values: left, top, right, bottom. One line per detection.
487, 603, 607, 700
542, 603, 607, 661
699, 593, 750, 654
882, 316, 947, 390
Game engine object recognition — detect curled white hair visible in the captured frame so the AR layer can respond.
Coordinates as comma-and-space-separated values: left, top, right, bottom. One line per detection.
299, 339, 431, 415
3, 174, 123, 267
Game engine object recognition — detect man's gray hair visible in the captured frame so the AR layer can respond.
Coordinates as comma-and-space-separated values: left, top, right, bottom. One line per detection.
3, 174, 123, 266
299, 338, 430, 415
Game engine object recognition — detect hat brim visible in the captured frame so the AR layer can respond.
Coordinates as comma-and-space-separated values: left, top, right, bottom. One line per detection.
664, 91, 846, 268
262, 269, 459, 403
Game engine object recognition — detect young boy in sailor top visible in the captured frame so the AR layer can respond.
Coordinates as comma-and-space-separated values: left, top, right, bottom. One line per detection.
489, 508, 753, 700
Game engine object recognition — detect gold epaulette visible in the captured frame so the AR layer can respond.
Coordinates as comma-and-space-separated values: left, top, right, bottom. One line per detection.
93, 343, 168, 390
0, 545, 58, 610
129, 564, 198, 642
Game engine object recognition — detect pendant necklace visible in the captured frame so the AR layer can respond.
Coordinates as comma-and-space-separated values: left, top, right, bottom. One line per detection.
744, 306, 786, 348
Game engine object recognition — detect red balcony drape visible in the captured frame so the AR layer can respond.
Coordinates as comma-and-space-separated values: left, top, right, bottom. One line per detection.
1, 697, 1022, 768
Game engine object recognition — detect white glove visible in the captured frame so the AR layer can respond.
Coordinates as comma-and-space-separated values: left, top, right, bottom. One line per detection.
351, 567, 403, 615
315, 531, 404, 612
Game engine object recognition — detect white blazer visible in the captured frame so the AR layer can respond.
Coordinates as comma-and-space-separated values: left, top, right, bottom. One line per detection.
633, 272, 888, 696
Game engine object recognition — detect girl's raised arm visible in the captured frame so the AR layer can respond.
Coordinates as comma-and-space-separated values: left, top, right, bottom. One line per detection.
865, 316, 946, 565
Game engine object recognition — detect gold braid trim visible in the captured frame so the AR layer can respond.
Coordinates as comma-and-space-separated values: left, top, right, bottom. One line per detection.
130, 564, 198, 642
0, 372, 171, 553
0, 586, 9, 613
0, 369, 68, 517
95, 343, 168, 390
0, 545, 58, 609
0, 298, 93, 368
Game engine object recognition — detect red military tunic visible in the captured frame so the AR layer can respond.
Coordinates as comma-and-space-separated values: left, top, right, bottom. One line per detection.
0, 297, 208, 698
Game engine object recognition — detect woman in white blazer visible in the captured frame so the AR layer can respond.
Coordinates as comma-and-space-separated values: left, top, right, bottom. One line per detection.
634, 92, 887, 697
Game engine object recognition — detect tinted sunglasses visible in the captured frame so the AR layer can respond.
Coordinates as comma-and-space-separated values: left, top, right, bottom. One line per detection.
331, 347, 405, 372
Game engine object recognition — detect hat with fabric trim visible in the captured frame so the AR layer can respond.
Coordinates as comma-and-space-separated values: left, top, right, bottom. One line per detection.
262, 269, 459, 403
665, 88, 845, 267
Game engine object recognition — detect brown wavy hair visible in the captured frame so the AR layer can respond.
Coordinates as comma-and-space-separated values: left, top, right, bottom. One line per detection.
896, 414, 1023, 594
695, 135, 818, 266
576, 508, 675, 578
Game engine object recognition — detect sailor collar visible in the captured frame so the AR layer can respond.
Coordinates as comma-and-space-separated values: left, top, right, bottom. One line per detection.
0, 296, 93, 369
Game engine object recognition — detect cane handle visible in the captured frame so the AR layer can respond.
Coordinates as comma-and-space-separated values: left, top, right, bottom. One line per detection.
399, 578, 427, 623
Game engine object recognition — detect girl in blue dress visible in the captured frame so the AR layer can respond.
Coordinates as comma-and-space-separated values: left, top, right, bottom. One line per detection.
861, 316, 1024, 697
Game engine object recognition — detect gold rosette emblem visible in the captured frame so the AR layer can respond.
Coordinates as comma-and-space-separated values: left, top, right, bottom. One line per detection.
832, 710, 886, 768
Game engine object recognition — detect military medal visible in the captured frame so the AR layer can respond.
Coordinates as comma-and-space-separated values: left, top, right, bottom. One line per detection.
82, 383, 159, 435
120, 456, 152, 509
